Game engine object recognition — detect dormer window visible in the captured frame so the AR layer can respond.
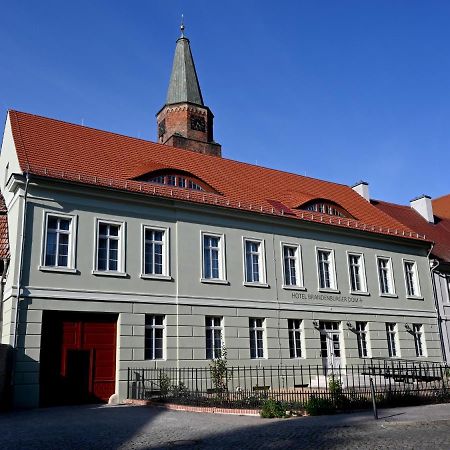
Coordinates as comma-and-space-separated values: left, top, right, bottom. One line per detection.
135, 168, 220, 194
148, 174, 204, 191
300, 200, 353, 219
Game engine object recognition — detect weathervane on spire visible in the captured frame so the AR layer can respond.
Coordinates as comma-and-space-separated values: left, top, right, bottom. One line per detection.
180, 14, 185, 37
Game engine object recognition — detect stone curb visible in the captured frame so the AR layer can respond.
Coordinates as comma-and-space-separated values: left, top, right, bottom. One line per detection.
123, 399, 260, 416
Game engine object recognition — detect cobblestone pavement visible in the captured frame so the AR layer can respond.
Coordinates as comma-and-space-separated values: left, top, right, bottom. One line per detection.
1, 403, 449, 449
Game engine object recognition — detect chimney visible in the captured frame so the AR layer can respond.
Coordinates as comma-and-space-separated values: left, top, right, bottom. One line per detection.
410, 195, 434, 223
352, 181, 370, 201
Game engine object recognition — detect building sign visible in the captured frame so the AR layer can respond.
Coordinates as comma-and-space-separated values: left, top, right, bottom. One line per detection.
291, 292, 363, 303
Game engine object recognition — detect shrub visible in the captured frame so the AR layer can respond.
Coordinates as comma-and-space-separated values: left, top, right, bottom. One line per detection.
328, 375, 343, 396
260, 399, 287, 418
172, 382, 190, 399
159, 372, 171, 397
305, 396, 335, 416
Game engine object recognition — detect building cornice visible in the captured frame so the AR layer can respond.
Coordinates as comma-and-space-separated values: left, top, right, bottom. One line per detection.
22, 174, 432, 251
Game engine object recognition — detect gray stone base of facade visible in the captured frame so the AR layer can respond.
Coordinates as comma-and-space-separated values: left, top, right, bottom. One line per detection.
2, 294, 442, 409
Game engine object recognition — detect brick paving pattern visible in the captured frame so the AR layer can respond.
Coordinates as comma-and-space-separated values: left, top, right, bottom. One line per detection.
0, 403, 449, 449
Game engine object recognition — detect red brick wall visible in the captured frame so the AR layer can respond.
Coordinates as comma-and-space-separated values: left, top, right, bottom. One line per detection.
156, 104, 221, 157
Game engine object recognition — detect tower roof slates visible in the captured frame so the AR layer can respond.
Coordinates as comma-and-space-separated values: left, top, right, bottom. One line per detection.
166, 37, 204, 106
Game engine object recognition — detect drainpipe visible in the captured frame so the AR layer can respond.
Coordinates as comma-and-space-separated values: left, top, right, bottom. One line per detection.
271, 232, 283, 365
175, 216, 180, 375
428, 243, 447, 362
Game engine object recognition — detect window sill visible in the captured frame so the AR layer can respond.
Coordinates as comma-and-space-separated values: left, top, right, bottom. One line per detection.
244, 282, 270, 288
140, 274, 173, 281
407, 295, 424, 300
350, 291, 370, 296
318, 288, 340, 294
92, 270, 128, 278
282, 285, 306, 291
200, 278, 230, 285
380, 293, 398, 298
39, 266, 78, 274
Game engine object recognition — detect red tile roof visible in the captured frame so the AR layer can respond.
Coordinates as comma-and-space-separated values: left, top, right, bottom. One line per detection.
0, 214, 9, 259
373, 199, 450, 262
0, 194, 6, 213
8, 110, 428, 243
433, 194, 450, 220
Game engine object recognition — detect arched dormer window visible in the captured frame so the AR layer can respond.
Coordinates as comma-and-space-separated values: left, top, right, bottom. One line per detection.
299, 199, 354, 219
136, 169, 218, 193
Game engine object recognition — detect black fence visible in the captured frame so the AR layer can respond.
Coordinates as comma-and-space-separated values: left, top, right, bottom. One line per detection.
127, 359, 450, 411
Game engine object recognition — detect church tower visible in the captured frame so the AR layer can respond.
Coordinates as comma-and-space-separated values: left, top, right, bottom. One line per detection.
156, 23, 221, 157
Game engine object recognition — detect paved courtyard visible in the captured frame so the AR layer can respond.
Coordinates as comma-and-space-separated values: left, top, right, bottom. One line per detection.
1, 403, 450, 449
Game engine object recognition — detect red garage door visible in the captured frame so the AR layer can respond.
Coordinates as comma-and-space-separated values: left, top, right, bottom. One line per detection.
40, 312, 117, 406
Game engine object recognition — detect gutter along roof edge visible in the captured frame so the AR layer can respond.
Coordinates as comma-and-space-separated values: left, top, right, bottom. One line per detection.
24, 168, 430, 244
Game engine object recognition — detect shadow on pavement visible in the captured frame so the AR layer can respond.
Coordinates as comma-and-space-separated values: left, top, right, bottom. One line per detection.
1, 403, 449, 449
0, 404, 163, 450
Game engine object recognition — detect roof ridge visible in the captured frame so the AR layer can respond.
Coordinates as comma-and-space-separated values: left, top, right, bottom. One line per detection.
432, 193, 450, 202
372, 198, 408, 208
374, 198, 442, 236
9, 109, 155, 146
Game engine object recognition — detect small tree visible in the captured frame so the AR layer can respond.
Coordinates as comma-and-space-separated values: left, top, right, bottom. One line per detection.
328, 374, 345, 408
209, 343, 232, 398
159, 372, 171, 398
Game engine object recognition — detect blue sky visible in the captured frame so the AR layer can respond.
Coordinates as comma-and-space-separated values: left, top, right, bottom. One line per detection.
1, 1, 449, 204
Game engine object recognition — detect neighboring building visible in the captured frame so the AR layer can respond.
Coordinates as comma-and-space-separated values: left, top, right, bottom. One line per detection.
0, 29, 444, 408
374, 194, 450, 362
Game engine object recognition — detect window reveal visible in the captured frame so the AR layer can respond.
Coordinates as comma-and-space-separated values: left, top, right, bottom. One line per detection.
205, 316, 223, 359
44, 216, 71, 267
145, 315, 164, 360
97, 222, 121, 271
144, 229, 165, 275
249, 318, 265, 358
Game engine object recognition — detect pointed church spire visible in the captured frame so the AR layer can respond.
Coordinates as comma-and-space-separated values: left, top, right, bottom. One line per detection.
166, 21, 204, 106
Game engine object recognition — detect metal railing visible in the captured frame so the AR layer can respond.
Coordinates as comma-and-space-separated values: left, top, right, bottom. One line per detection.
127, 360, 450, 410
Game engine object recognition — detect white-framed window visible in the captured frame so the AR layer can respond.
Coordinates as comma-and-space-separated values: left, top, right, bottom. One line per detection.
288, 319, 303, 358
316, 248, 337, 290
244, 238, 266, 284
42, 213, 75, 269
282, 244, 303, 288
356, 321, 369, 358
386, 322, 399, 357
347, 252, 367, 293
377, 256, 395, 295
249, 318, 265, 358
95, 220, 124, 273
144, 315, 165, 360
142, 226, 169, 277
205, 316, 223, 359
202, 233, 226, 281
412, 323, 426, 357
403, 260, 421, 297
